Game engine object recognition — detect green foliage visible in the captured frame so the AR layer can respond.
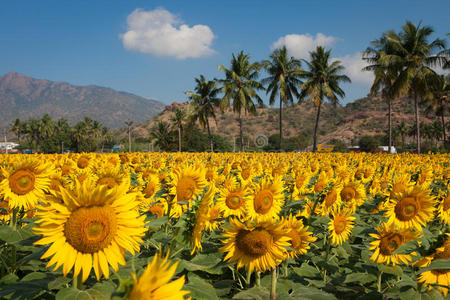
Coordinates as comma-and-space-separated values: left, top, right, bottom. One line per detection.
359, 135, 380, 152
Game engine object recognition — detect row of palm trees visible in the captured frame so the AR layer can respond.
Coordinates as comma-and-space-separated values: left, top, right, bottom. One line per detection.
9, 115, 112, 152
185, 21, 448, 153
186, 46, 350, 152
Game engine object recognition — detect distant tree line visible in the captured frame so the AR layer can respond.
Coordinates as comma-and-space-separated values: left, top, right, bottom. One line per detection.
9, 115, 113, 153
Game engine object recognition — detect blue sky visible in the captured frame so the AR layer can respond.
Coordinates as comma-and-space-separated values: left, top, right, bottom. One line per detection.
0, 0, 448, 105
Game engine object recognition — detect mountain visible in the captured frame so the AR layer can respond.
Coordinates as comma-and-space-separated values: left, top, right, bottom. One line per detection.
116, 96, 436, 147
0, 71, 165, 129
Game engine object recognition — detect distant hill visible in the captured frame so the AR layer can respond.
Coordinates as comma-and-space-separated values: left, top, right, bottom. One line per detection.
0, 71, 165, 129
116, 96, 436, 147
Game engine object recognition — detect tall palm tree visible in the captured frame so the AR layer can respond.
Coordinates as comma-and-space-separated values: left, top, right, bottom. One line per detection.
299, 46, 351, 152
396, 121, 409, 148
378, 21, 447, 153
219, 51, 264, 151
424, 75, 449, 142
150, 121, 172, 151
262, 46, 303, 150
9, 118, 24, 142
170, 108, 186, 152
363, 35, 400, 153
185, 75, 221, 152
39, 114, 55, 140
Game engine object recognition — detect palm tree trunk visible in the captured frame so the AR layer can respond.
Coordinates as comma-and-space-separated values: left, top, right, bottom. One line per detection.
388, 99, 392, 153
206, 118, 213, 152
313, 104, 321, 152
415, 94, 420, 154
239, 110, 244, 152
441, 113, 446, 143
178, 126, 181, 152
279, 97, 283, 151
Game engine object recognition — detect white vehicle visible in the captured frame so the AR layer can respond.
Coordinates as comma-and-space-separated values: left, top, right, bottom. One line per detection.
378, 146, 397, 154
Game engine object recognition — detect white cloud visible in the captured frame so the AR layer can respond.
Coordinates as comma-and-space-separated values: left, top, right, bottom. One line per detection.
335, 52, 373, 87
271, 33, 337, 59
120, 8, 216, 59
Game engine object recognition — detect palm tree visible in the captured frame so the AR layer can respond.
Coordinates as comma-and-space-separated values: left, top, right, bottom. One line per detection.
150, 121, 172, 151
363, 35, 400, 153
424, 75, 449, 142
219, 51, 264, 151
262, 46, 303, 150
299, 46, 351, 152
396, 121, 409, 148
170, 108, 186, 152
378, 21, 447, 153
9, 118, 24, 142
185, 75, 221, 152
39, 114, 55, 140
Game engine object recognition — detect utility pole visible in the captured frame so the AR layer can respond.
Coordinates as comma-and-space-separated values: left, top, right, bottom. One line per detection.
124, 121, 133, 153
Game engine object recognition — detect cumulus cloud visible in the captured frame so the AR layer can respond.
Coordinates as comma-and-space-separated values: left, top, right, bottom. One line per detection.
271, 33, 337, 59
335, 52, 373, 87
120, 8, 216, 59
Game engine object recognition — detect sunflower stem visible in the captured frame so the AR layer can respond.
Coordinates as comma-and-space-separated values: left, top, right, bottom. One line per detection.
255, 272, 261, 287
283, 260, 288, 278
73, 272, 83, 290
377, 271, 383, 293
10, 208, 18, 229
246, 268, 252, 287
270, 267, 277, 300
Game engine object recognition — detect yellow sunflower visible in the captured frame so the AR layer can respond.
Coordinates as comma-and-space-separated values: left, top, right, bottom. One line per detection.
319, 181, 343, 216
415, 234, 450, 296
34, 180, 146, 282
205, 204, 223, 232
0, 158, 52, 210
216, 184, 251, 220
95, 166, 130, 190
283, 214, 317, 258
191, 185, 215, 254
247, 177, 284, 222
128, 252, 190, 300
437, 190, 450, 225
339, 179, 366, 213
139, 173, 161, 209
368, 223, 420, 265
328, 208, 355, 246
384, 185, 435, 230
169, 165, 206, 205
220, 217, 290, 273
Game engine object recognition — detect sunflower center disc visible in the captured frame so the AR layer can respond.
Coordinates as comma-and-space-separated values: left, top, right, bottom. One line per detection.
325, 190, 337, 208
443, 195, 450, 211
226, 195, 242, 210
98, 177, 117, 189
65, 205, 117, 253
314, 181, 326, 193
236, 229, 273, 258
287, 231, 302, 249
177, 176, 196, 203
334, 217, 347, 234
144, 183, 156, 198
296, 176, 305, 189
77, 157, 89, 169
254, 190, 273, 214
341, 187, 356, 201
241, 169, 250, 180
9, 169, 36, 195
395, 197, 420, 221
379, 233, 403, 255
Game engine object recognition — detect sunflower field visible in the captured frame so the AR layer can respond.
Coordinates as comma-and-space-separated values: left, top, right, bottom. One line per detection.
0, 152, 449, 300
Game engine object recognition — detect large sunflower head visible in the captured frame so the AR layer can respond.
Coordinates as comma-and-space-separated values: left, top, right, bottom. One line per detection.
216, 184, 251, 220
247, 177, 284, 222
416, 234, 450, 296
368, 223, 420, 265
34, 180, 146, 282
220, 218, 290, 273
384, 185, 435, 230
282, 214, 317, 258
328, 208, 355, 246
0, 158, 52, 210
128, 252, 190, 300
319, 181, 343, 216
169, 165, 206, 205
437, 189, 450, 225
339, 179, 366, 212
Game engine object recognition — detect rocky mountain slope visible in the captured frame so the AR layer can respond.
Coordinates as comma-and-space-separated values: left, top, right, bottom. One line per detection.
0, 71, 165, 129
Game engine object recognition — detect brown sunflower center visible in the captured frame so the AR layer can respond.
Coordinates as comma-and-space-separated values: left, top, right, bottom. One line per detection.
334, 216, 347, 234
379, 233, 404, 255
176, 176, 197, 203
149, 204, 164, 218
97, 177, 118, 189
144, 183, 156, 199
235, 229, 273, 258
64, 205, 117, 253
226, 194, 243, 210
253, 190, 273, 214
324, 190, 338, 208
209, 207, 220, 221
286, 230, 301, 250
206, 169, 214, 181
341, 186, 356, 201
296, 176, 305, 189
443, 195, 450, 212
77, 157, 89, 169
394, 197, 420, 221
241, 168, 251, 180
314, 181, 326, 193
9, 169, 36, 195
